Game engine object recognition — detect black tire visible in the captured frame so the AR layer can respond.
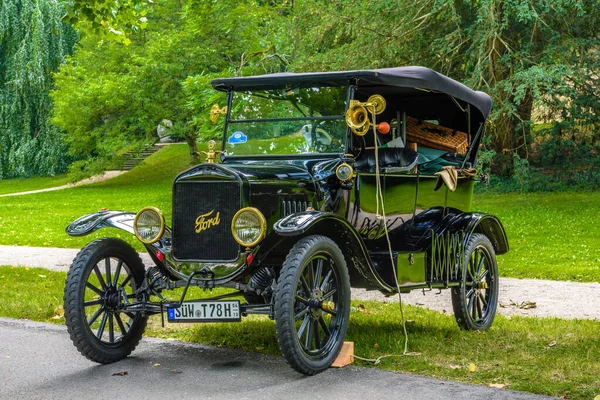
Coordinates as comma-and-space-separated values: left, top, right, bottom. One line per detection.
274, 235, 350, 375
451, 233, 499, 330
63, 238, 148, 363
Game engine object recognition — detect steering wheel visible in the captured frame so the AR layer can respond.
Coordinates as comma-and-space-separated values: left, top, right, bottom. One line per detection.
301, 124, 333, 151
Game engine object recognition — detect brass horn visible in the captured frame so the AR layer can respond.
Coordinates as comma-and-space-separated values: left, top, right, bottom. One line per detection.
345, 100, 371, 136
345, 95, 387, 136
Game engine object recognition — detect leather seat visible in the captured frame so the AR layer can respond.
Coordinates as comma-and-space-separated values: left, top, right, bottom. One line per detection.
354, 147, 419, 173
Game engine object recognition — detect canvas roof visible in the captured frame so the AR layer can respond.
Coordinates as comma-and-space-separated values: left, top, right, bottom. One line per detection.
211, 66, 492, 120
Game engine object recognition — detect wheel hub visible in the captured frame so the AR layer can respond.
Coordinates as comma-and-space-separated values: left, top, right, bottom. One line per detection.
104, 287, 120, 311
308, 290, 324, 318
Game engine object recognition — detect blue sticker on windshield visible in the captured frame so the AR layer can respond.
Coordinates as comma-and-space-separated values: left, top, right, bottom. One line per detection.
228, 132, 247, 144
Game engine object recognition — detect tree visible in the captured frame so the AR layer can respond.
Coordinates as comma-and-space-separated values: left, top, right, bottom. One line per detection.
52, 0, 290, 173
290, 0, 600, 179
0, 0, 76, 178
64, 0, 149, 45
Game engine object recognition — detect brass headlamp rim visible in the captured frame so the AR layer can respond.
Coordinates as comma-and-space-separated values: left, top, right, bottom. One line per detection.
335, 162, 354, 182
133, 206, 166, 245
231, 207, 267, 248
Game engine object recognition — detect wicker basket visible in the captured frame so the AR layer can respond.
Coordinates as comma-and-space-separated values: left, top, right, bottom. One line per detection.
405, 116, 468, 154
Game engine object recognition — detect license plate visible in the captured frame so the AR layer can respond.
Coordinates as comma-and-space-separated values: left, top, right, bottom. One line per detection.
167, 300, 241, 323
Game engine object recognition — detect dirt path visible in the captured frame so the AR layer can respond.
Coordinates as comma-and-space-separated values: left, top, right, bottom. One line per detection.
0, 170, 125, 197
1, 245, 598, 321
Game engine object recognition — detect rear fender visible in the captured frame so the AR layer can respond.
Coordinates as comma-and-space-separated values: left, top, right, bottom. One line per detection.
412, 208, 509, 255
440, 212, 509, 255
272, 211, 395, 293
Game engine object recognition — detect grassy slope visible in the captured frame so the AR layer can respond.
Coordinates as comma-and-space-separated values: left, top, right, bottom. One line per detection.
1, 265, 598, 399
0, 143, 599, 282
0, 173, 73, 195
0, 144, 191, 249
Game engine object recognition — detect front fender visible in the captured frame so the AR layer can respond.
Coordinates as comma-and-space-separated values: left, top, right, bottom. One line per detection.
66, 210, 137, 237
273, 210, 395, 294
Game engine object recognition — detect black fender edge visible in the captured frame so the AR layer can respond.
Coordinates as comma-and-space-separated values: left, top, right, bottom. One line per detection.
461, 213, 509, 255
66, 210, 138, 237
272, 210, 395, 293
421, 209, 509, 255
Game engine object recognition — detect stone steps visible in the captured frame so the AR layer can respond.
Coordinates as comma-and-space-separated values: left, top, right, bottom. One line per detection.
121, 144, 162, 171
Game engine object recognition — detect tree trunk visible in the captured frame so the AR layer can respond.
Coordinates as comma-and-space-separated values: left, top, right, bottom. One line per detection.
184, 132, 200, 164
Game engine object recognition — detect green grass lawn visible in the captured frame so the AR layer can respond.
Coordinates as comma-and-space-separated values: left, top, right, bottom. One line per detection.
0, 144, 192, 249
0, 143, 599, 282
473, 192, 600, 282
1, 265, 598, 399
0, 173, 73, 195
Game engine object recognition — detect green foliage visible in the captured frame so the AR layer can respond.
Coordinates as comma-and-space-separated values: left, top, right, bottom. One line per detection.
52, 0, 290, 173
64, 0, 149, 45
0, 0, 77, 178
290, 0, 600, 185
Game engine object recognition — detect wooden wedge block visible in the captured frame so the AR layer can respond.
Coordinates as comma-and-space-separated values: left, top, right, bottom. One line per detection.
331, 341, 354, 368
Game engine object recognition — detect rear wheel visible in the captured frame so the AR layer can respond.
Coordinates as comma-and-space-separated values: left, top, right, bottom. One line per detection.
63, 238, 147, 363
451, 234, 498, 330
274, 235, 350, 375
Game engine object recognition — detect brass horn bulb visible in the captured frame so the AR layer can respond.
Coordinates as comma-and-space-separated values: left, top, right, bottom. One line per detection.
377, 122, 390, 134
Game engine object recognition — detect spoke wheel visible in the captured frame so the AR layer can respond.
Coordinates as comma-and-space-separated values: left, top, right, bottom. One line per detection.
64, 238, 147, 363
451, 233, 498, 330
275, 235, 350, 375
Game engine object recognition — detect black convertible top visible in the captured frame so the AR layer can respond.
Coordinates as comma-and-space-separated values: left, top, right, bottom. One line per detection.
211, 66, 492, 120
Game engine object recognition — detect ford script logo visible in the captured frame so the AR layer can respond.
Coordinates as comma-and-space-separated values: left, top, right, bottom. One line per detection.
195, 210, 221, 233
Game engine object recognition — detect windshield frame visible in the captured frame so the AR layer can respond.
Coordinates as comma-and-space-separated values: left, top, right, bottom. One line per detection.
220, 85, 355, 161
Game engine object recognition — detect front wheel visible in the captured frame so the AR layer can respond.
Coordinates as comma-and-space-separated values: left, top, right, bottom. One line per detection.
451, 233, 499, 330
274, 235, 351, 375
63, 238, 148, 363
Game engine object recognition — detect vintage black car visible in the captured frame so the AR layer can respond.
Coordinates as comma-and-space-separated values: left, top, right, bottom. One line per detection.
64, 66, 509, 375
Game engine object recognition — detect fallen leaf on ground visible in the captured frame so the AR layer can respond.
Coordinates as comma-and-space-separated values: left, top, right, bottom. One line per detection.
468, 363, 476, 372
519, 301, 537, 309
112, 371, 128, 376
489, 383, 506, 389
548, 340, 557, 347
500, 300, 537, 309
153, 363, 161, 367
373, 343, 380, 349
38, 274, 46, 278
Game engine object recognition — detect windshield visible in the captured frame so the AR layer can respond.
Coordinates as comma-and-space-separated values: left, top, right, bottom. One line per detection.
224, 86, 348, 156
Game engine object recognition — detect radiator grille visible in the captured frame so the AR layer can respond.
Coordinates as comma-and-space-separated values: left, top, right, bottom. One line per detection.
172, 181, 240, 261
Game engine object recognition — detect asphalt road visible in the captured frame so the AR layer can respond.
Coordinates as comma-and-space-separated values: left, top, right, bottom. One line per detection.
0, 318, 555, 400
